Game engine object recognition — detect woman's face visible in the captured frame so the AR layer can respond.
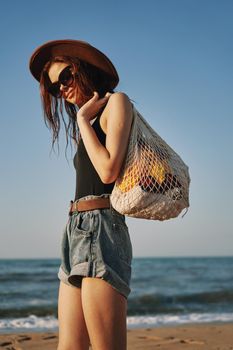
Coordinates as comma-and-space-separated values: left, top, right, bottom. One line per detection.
47, 62, 77, 104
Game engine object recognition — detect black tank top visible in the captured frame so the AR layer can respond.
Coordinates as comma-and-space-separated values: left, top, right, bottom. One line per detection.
73, 115, 115, 200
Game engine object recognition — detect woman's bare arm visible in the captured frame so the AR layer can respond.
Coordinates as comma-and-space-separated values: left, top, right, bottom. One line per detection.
77, 92, 133, 183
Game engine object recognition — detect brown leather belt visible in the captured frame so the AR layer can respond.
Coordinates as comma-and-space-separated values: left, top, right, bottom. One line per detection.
69, 197, 111, 214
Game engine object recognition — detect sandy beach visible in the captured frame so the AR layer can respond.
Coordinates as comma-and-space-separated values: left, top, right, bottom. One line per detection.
0, 323, 232, 350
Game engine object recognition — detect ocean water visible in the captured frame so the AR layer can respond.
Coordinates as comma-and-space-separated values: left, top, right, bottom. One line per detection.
0, 257, 233, 333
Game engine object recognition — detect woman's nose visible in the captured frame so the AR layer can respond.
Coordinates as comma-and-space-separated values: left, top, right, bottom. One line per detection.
60, 84, 68, 92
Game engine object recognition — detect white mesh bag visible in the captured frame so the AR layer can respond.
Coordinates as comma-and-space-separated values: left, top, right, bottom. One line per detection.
110, 104, 190, 220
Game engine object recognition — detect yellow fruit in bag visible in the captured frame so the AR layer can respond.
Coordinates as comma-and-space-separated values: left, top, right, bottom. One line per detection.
118, 146, 171, 193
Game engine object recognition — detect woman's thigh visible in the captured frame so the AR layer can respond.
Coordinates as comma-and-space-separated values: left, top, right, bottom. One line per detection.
81, 277, 127, 350
57, 281, 90, 350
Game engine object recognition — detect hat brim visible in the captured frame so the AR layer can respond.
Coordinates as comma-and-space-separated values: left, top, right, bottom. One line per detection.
29, 39, 119, 89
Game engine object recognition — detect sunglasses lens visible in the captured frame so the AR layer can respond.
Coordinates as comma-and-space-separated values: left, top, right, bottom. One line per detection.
59, 66, 74, 87
48, 82, 62, 98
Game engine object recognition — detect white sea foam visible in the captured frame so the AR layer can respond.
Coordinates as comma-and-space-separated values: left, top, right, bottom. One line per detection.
127, 312, 233, 328
0, 315, 58, 333
0, 313, 233, 333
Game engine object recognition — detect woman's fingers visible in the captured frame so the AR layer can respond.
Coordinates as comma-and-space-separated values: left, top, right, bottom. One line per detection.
105, 92, 112, 98
88, 91, 109, 106
100, 92, 112, 105
92, 91, 99, 100
92, 91, 111, 103
88, 91, 111, 108
77, 91, 112, 121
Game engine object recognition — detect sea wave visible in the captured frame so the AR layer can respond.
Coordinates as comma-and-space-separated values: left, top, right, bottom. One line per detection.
0, 313, 233, 333
128, 290, 233, 314
2, 289, 233, 319
127, 312, 233, 328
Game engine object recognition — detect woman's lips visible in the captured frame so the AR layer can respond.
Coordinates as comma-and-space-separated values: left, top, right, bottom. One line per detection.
66, 91, 73, 99
62, 88, 73, 100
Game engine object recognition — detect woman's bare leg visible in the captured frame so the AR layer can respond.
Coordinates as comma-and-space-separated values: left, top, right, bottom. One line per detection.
57, 281, 90, 350
81, 277, 127, 350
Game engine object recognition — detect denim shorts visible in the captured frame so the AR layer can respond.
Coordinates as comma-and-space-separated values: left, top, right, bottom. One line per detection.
57, 194, 133, 299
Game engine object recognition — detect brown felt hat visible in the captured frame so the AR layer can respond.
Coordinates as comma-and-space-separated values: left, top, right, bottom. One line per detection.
29, 39, 119, 88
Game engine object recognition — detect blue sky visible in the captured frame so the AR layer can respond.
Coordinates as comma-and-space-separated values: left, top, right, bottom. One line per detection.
0, 0, 232, 258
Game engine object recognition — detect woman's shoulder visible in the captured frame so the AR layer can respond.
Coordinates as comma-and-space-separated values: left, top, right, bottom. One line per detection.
100, 91, 133, 134
103, 91, 132, 117
107, 91, 131, 105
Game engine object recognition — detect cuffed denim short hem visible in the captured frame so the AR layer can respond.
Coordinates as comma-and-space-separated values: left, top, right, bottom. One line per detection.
58, 261, 131, 299
57, 193, 133, 299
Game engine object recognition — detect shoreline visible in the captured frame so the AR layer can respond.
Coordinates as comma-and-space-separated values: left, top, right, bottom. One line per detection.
0, 322, 232, 349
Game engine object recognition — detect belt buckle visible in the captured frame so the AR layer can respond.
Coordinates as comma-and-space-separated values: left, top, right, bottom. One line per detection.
69, 200, 79, 216
74, 201, 79, 212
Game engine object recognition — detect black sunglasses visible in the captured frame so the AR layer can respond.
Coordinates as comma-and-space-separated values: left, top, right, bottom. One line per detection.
47, 65, 76, 98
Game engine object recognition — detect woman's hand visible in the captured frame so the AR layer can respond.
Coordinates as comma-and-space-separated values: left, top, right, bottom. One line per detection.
77, 91, 112, 123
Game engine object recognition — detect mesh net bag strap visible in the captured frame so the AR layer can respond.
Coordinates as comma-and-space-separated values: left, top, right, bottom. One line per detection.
110, 104, 190, 221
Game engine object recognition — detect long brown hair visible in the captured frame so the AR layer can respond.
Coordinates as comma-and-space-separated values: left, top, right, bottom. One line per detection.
40, 56, 115, 153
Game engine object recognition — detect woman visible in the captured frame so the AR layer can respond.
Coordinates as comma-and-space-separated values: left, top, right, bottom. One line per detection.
29, 39, 133, 350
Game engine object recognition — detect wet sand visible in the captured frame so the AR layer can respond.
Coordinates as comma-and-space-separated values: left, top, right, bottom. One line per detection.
0, 322, 233, 349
